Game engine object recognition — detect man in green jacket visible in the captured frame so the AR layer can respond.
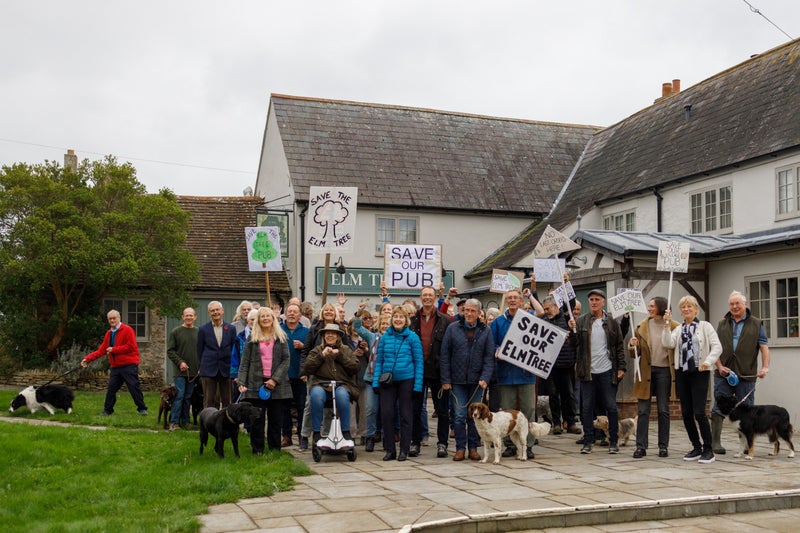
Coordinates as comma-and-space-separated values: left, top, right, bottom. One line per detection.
167, 307, 199, 430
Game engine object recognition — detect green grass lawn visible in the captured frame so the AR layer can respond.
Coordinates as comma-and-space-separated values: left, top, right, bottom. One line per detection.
0, 389, 310, 533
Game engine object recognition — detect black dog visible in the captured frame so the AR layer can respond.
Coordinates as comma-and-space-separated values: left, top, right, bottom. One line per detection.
198, 403, 260, 458
716, 393, 795, 460
9, 385, 75, 414
158, 385, 178, 429
190, 381, 204, 425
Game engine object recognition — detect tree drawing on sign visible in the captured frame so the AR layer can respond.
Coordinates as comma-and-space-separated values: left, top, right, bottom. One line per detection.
313, 200, 349, 239
508, 274, 521, 290
251, 231, 278, 267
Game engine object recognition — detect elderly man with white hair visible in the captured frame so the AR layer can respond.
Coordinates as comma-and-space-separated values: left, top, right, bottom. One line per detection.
711, 290, 770, 455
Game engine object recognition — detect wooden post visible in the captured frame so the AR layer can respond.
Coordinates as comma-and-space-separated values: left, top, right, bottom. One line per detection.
321, 253, 331, 305
265, 271, 272, 308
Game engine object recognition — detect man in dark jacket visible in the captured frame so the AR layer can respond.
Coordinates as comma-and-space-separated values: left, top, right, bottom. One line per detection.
410, 286, 453, 458
568, 289, 626, 454
197, 301, 238, 409
541, 296, 581, 435
440, 299, 495, 461
711, 290, 770, 454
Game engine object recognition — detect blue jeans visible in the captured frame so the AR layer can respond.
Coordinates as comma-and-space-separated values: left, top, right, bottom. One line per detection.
711, 375, 756, 416
171, 376, 196, 425
364, 383, 378, 437
450, 384, 484, 451
310, 385, 351, 432
580, 370, 619, 444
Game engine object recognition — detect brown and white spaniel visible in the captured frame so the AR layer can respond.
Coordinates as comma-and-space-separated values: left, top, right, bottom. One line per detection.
468, 402, 550, 464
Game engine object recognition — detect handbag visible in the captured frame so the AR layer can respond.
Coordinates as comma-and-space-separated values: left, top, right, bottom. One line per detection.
378, 372, 393, 386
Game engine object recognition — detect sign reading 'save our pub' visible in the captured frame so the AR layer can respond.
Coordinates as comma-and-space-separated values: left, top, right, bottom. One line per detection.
384, 244, 442, 289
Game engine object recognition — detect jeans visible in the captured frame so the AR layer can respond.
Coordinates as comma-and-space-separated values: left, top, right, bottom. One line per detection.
104, 364, 147, 414
711, 375, 756, 416
170, 376, 196, 425
412, 379, 450, 446
635, 366, 671, 450
281, 378, 307, 439
364, 383, 378, 437
675, 369, 712, 451
310, 385, 351, 432
580, 370, 619, 444
450, 384, 484, 451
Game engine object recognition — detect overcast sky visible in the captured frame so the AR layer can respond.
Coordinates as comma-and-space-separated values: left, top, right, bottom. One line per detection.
1, 1, 798, 197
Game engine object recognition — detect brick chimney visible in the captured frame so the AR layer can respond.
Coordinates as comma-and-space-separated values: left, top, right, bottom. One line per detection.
64, 149, 78, 172
661, 82, 673, 98
672, 79, 681, 93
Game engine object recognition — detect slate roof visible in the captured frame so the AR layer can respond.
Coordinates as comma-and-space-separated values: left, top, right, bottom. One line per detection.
177, 196, 290, 293
269, 95, 599, 214
466, 37, 800, 278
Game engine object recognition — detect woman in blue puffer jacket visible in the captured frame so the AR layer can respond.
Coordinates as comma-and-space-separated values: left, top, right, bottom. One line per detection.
372, 305, 423, 462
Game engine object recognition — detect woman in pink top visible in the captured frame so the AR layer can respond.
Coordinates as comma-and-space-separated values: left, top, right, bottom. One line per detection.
238, 307, 291, 454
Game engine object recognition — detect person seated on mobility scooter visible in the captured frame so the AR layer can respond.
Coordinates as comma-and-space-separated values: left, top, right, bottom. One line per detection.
303, 323, 360, 454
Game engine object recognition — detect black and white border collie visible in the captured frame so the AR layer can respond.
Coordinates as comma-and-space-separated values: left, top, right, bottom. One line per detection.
9, 385, 75, 415
715, 393, 795, 460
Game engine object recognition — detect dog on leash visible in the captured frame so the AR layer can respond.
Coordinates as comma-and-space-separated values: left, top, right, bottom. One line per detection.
468, 402, 551, 464
157, 385, 178, 429
190, 382, 204, 425
199, 403, 260, 458
9, 385, 74, 415
715, 393, 795, 460
593, 416, 637, 446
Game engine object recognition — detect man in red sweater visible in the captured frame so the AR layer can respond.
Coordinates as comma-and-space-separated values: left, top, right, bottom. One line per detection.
81, 309, 148, 416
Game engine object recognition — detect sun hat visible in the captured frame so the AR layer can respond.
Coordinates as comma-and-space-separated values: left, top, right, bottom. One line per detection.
321, 323, 344, 335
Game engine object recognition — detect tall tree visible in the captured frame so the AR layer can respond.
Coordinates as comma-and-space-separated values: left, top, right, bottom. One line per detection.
0, 156, 199, 364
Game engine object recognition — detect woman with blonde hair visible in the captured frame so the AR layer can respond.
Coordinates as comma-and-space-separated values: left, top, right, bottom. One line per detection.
238, 307, 291, 454
372, 306, 423, 461
662, 295, 722, 464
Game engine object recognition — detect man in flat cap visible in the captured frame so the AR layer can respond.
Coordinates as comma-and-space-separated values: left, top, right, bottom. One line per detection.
568, 288, 626, 455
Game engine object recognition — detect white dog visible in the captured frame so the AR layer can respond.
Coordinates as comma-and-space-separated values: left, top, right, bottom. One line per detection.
469, 402, 551, 464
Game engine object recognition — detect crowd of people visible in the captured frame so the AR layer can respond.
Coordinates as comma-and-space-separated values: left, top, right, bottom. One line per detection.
82, 281, 770, 464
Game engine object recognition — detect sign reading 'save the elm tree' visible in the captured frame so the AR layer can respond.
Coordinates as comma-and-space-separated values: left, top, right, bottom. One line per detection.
305, 186, 358, 254
496, 312, 568, 379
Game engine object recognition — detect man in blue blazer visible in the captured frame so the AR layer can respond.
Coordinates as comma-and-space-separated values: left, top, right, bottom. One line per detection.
197, 300, 238, 408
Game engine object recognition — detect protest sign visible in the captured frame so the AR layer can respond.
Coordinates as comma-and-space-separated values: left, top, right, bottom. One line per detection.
384, 244, 442, 289
245, 226, 282, 272
496, 312, 568, 379
490, 269, 525, 294
656, 240, 690, 273
534, 225, 581, 257
607, 289, 647, 318
533, 258, 566, 283
305, 186, 358, 254
551, 281, 577, 309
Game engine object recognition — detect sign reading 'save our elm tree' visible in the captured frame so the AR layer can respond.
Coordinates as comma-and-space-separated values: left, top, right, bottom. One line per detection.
608, 289, 647, 318
490, 269, 525, 294
305, 186, 358, 254
384, 244, 442, 289
245, 226, 282, 272
496, 311, 568, 379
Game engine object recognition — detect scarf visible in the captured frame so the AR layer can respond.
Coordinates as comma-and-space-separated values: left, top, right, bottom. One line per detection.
679, 318, 700, 373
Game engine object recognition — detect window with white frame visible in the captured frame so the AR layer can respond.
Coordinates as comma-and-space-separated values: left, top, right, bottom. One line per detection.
375, 216, 418, 255
690, 184, 732, 234
103, 298, 149, 340
747, 273, 799, 342
776, 164, 799, 219
602, 210, 635, 231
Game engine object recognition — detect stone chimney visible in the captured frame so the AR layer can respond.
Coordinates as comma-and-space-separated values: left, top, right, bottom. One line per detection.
64, 149, 78, 172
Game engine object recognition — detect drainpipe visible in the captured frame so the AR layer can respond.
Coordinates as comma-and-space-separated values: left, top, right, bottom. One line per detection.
299, 205, 308, 301
653, 188, 663, 232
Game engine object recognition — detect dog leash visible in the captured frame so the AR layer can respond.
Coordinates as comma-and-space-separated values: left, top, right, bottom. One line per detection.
446, 384, 485, 410
40, 366, 81, 387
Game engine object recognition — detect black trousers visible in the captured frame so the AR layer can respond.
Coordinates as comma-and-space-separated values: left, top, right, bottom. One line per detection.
281, 378, 307, 440
379, 379, 413, 454
244, 398, 284, 453
675, 369, 712, 451
104, 364, 146, 414
412, 379, 450, 446
548, 366, 577, 427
